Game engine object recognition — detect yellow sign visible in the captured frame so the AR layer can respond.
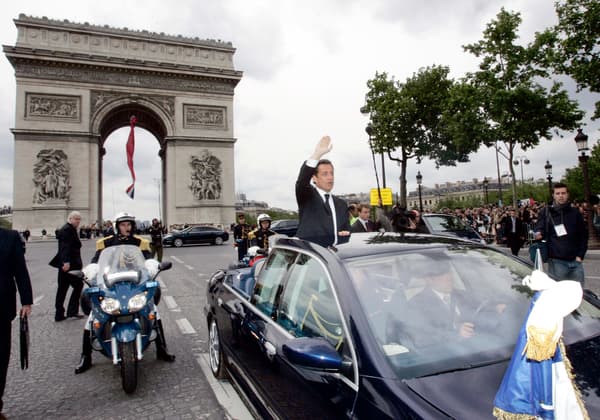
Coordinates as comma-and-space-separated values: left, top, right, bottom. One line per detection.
370, 188, 393, 206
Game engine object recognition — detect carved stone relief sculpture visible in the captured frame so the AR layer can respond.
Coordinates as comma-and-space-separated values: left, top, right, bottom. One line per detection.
32, 149, 71, 204
183, 104, 226, 129
189, 150, 222, 200
26, 93, 80, 121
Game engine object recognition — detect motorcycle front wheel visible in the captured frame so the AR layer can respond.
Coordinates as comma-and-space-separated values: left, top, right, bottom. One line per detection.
119, 341, 138, 394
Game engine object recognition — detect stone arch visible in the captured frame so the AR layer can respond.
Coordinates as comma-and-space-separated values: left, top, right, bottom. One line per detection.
4, 15, 242, 231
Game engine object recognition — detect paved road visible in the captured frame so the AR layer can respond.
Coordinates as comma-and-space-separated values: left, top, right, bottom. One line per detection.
3, 239, 249, 420
3, 239, 600, 419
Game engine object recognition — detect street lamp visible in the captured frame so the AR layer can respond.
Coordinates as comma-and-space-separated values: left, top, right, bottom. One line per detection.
574, 128, 594, 241
513, 155, 530, 189
482, 177, 489, 205
544, 160, 553, 204
416, 171, 423, 212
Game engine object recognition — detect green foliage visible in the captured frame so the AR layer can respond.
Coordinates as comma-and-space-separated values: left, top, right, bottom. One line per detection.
363, 66, 482, 207
539, 0, 600, 118
463, 8, 584, 206
562, 142, 600, 201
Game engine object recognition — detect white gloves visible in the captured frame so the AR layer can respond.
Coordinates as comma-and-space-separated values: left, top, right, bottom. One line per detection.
82, 263, 99, 282
144, 259, 160, 277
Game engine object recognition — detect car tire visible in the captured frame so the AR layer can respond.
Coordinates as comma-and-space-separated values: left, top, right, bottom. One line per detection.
208, 318, 227, 379
174, 238, 183, 248
214, 236, 224, 246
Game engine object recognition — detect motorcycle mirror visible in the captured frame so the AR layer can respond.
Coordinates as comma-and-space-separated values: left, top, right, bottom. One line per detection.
69, 270, 84, 279
159, 261, 172, 271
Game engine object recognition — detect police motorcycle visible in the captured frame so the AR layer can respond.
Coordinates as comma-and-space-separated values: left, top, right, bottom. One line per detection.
72, 245, 171, 393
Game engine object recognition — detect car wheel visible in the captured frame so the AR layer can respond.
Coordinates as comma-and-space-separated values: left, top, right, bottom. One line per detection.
174, 238, 183, 248
208, 318, 227, 379
214, 236, 224, 246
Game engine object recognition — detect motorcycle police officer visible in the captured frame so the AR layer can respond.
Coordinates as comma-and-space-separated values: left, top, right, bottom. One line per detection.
75, 212, 175, 374
248, 213, 276, 251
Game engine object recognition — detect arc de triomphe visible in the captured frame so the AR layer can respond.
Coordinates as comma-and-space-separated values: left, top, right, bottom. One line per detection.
3, 14, 242, 231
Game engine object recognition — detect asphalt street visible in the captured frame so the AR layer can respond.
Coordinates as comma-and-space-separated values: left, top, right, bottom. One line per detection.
3, 238, 600, 419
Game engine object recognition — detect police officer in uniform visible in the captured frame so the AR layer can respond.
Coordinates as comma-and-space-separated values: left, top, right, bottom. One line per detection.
148, 218, 165, 262
248, 213, 276, 250
233, 214, 250, 262
75, 212, 175, 374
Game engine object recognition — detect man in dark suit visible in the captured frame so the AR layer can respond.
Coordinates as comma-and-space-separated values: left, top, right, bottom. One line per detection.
502, 208, 525, 256
51, 211, 83, 321
408, 259, 506, 347
350, 203, 376, 233
0, 228, 32, 419
295, 136, 350, 247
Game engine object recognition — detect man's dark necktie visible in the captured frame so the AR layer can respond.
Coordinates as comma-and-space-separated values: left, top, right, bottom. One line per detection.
324, 194, 331, 214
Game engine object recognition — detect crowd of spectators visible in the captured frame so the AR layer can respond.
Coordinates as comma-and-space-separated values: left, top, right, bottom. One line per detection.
0, 205, 12, 215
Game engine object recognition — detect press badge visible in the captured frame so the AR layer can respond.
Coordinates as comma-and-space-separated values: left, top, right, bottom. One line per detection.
554, 224, 567, 237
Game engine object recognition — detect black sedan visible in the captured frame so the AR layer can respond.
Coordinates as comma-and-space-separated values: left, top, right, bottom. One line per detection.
204, 233, 600, 419
270, 219, 299, 237
162, 226, 229, 247
422, 213, 485, 244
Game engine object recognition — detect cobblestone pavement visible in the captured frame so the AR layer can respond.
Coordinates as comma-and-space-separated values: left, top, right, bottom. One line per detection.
3, 240, 243, 420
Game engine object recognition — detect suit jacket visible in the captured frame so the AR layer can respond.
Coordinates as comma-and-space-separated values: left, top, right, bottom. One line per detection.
295, 162, 350, 247
502, 216, 524, 246
350, 218, 376, 233
0, 228, 33, 321
50, 222, 82, 270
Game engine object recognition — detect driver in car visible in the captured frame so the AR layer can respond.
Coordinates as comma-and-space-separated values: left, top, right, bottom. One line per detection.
407, 260, 506, 347
74, 212, 175, 374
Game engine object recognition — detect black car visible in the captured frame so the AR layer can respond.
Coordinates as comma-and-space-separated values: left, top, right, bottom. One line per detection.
204, 233, 600, 419
270, 219, 299, 237
162, 226, 229, 247
422, 213, 485, 244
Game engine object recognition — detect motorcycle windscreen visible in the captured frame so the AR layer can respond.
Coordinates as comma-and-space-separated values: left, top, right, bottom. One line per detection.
97, 245, 148, 288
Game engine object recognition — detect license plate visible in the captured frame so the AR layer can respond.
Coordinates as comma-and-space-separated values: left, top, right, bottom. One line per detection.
117, 315, 134, 323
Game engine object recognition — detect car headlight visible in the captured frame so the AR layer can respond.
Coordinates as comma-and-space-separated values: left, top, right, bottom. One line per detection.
100, 298, 121, 314
128, 293, 147, 312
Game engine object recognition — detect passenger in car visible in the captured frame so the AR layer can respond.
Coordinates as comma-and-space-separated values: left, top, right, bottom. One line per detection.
407, 260, 506, 347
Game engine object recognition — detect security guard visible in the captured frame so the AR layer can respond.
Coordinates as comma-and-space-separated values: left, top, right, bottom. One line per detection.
233, 214, 250, 261
75, 212, 175, 374
248, 213, 276, 250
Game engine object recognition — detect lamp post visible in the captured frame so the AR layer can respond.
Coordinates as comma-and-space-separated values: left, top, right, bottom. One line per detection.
544, 160, 553, 204
575, 129, 594, 244
482, 177, 489, 205
416, 171, 423, 212
513, 155, 530, 197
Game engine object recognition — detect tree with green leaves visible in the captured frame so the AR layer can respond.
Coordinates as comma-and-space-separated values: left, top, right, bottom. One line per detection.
536, 0, 600, 119
463, 8, 584, 207
362, 66, 482, 207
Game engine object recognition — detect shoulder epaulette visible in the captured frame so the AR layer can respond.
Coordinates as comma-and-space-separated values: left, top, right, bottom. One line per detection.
96, 236, 111, 251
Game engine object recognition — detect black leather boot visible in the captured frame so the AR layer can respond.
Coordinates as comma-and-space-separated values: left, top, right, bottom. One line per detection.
155, 319, 175, 362
75, 330, 93, 374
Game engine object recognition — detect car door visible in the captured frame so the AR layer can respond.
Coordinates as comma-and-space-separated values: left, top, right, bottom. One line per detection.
237, 250, 358, 418
188, 227, 204, 244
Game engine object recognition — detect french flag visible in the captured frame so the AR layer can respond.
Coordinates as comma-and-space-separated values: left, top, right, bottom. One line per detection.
125, 115, 137, 199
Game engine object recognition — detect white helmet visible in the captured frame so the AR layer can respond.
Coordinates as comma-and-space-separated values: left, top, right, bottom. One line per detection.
257, 213, 271, 226
247, 246, 261, 257
113, 212, 136, 235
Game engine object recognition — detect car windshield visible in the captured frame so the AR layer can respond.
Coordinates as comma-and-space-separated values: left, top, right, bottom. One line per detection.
346, 247, 600, 379
96, 245, 148, 288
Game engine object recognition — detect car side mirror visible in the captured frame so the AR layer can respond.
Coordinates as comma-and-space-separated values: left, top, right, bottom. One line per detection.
283, 337, 348, 372
159, 261, 172, 271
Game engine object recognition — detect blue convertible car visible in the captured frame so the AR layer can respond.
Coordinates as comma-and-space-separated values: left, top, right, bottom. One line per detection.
204, 233, 600, 419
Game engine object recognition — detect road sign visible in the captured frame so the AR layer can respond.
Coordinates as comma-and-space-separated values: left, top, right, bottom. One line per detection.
370, 188, 393, 206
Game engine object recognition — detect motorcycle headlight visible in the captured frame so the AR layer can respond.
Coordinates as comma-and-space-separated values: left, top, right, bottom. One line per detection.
128, 293, 147, 312
100, 297, 121, 314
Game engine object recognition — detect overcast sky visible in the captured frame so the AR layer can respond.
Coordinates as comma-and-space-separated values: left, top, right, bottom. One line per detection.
1, 0, 598, 222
